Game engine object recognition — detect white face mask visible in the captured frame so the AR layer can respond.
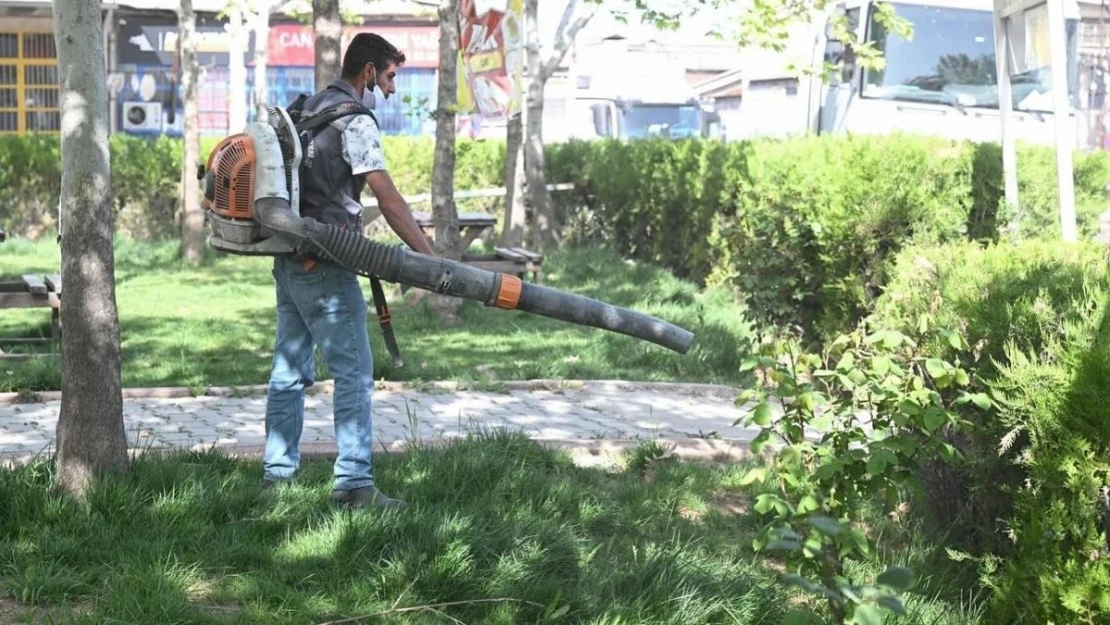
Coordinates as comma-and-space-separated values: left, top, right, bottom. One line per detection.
362, 86, 377, 109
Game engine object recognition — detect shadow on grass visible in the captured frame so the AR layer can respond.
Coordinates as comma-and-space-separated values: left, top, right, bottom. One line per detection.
0, 432, 787, 625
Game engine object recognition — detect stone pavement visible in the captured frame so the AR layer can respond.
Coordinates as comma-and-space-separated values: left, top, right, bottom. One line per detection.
0, 381, 761, 468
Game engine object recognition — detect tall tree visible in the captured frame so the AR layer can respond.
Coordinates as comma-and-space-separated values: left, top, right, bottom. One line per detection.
252, 0, 271, 119
51, 0, 128, 500
313, 0, 342, 89
521, 0, 594, 251
179, 0, 204, 264
427, 0, 463, 319
225, 0, 248, 132
500, 111, 526, 247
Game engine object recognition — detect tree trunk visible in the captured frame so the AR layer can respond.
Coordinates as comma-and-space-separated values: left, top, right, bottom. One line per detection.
252, 0, 270, 120
226, 2, 247, 132
51, 0, 128, 500
179, 0, 203, 264
313, 0, 341, 89
500, 110, 527, 247
427, 0, 463, 320
523, 0, 556, 251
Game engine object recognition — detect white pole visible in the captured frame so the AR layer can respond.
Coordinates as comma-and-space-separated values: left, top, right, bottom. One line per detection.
993, 5, 1020, 228
1047, 0, 1077, 241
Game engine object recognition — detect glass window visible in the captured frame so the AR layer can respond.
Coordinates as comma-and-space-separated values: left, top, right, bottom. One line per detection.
824, 7, 862, 84
862, 1, 1079, 113
620, 104, 702, 139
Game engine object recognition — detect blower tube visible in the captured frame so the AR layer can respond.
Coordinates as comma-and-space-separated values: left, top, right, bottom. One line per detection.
246, 121, 695, 355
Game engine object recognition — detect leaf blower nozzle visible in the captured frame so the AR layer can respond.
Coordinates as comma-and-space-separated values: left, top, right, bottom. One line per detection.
200, 113, 695, 355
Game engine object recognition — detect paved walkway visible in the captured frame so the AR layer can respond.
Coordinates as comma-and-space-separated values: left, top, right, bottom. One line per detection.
0, 381, 760, 467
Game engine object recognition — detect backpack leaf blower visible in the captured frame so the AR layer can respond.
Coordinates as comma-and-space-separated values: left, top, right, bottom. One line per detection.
199, 107, 695, 355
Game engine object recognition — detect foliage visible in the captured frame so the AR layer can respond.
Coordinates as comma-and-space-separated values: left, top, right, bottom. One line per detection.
736, 320, 988, 624
550, 134, 1110, 343
869, 238, 1110, 624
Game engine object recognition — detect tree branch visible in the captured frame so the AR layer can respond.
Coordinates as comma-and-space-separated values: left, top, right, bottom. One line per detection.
541, 0, 597, 80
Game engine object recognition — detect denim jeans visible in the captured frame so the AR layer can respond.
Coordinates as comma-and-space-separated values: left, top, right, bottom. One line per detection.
263, 254, 375, 491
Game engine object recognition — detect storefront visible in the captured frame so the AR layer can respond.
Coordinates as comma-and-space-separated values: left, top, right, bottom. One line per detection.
0, 0, 439, 137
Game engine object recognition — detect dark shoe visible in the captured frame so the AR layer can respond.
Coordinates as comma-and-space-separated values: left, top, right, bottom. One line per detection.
331, 486, 409, 510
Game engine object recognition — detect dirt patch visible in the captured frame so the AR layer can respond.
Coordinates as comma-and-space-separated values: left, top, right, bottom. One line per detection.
0, 595, 91, 625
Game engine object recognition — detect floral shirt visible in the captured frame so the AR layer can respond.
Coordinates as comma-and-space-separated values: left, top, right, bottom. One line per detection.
341, 113, 388, 176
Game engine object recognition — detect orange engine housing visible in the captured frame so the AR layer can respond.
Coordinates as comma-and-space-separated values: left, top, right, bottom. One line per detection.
204, 133, 256, 220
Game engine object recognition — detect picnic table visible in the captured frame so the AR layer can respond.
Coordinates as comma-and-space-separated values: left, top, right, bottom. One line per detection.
403, 211, 543, 284
0, 273, 62, 360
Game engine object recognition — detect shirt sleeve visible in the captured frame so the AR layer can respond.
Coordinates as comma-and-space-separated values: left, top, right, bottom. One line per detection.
341, 114, 388, 176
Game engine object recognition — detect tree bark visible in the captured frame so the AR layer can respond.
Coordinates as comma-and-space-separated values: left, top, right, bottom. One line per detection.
313, 0, 341, 89
426, 0, 463, 320
522, 0, 594, 252
522, 0, 554, 251
500, 111, 526, 247
226, 2, 248, 132
179, 0, 203, 264
51, 0, 128, 500
252, 0, 270, 120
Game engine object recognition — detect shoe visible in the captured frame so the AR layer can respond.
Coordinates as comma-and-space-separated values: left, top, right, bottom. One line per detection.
261, 477, 293, 490
331, 486, 409, 510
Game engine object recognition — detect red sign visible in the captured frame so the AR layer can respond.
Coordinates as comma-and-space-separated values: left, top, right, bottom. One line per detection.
457, 0, 521, 117
266, 24, 439, 69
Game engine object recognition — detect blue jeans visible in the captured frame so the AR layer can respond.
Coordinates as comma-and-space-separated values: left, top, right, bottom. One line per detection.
263, 254, 375, 491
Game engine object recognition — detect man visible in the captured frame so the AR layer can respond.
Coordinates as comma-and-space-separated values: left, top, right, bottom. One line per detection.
261, 33, 435, 509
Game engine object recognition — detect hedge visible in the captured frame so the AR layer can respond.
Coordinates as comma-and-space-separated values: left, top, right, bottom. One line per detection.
869, 239, 1110, 624
3, 132, 1108, 340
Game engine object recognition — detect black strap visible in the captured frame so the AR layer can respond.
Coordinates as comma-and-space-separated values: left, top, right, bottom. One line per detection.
369, 276, 403, 368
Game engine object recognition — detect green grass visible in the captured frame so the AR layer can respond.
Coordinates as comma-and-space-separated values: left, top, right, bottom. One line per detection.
0, 236, 755, 393
0, 433, 981, 625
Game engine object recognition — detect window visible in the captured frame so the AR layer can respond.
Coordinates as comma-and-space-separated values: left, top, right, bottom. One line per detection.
862, 1, 1079, 113
0, 32, 59, 134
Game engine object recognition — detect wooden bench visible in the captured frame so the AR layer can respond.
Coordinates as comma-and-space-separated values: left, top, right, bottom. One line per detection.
0, 273, 62, 360
463, 247, 545, 283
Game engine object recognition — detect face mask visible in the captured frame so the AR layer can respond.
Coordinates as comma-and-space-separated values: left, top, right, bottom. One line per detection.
362, 86, 376, 109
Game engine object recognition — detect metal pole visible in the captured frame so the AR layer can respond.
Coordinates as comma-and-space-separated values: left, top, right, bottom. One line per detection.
994, 4, 1020, 229
1047, 0, 1078, 241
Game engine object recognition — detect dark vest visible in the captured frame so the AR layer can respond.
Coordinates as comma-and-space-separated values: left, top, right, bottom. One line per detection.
296, 81, 375, 232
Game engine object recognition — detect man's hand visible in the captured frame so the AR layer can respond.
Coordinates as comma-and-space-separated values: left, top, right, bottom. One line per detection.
365, 170, 435, 256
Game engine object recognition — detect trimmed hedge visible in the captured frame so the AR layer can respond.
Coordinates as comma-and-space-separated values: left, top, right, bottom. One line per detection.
3, 132, 1108, 340
870, 239, 1110, 624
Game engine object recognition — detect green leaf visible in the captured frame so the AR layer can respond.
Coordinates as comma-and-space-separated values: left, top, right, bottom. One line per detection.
767, 539, 803, 551
836, 351, 855, 371
923, 407, 947, 432
753, 402, 773, 427
877, 595, 907, 615
871, 355, 891, 375
851, 604, 883, 625
798, 494, 819, 514
739, 467, 767, 486
925, 358, 948, 379
809, 515, 842, 536
971, 392, 992, 409
878, 566, 916, 591
941, 328, 963, 350
783, 610, 814, 625
783, 574, 823, 594
954, 367, 970, 386
751, 431, 772, 455
754, 493, 782, 514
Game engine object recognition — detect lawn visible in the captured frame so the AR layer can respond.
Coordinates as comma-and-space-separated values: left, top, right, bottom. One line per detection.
0, 432, 981, 625
0, 237, 753, 393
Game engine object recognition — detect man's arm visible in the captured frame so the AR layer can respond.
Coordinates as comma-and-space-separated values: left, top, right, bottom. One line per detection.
364, 170, 435, 256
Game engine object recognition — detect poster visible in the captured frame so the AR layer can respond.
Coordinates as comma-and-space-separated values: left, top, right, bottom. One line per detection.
456, 0, 524, 119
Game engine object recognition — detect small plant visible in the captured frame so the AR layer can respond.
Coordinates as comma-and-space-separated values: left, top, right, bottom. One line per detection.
736, 320, 991, 624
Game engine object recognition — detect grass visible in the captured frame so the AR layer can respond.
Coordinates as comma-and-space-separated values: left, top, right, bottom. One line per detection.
0, 432, 982, 625
0, 236, 754, 393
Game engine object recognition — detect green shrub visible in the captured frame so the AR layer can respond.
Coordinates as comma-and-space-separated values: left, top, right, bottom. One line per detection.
871, 238, 1110, 624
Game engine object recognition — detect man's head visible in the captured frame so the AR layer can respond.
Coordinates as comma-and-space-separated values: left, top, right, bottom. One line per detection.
341, 33, 406, 100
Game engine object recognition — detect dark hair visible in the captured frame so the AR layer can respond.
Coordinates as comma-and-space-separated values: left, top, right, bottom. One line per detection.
341, 33, 406, 78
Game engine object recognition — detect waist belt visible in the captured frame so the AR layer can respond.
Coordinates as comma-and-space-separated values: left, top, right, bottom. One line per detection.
298, 254, 403, 368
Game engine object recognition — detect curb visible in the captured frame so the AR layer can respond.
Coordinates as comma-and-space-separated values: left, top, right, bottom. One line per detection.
0, 436, 758, 469
0, 379, 743, 405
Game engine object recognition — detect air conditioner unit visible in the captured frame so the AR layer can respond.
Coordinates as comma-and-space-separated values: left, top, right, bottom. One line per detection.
122, 101, 162, 132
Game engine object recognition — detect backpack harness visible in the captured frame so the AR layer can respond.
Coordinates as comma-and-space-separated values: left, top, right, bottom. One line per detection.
285, 92, 404, 368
